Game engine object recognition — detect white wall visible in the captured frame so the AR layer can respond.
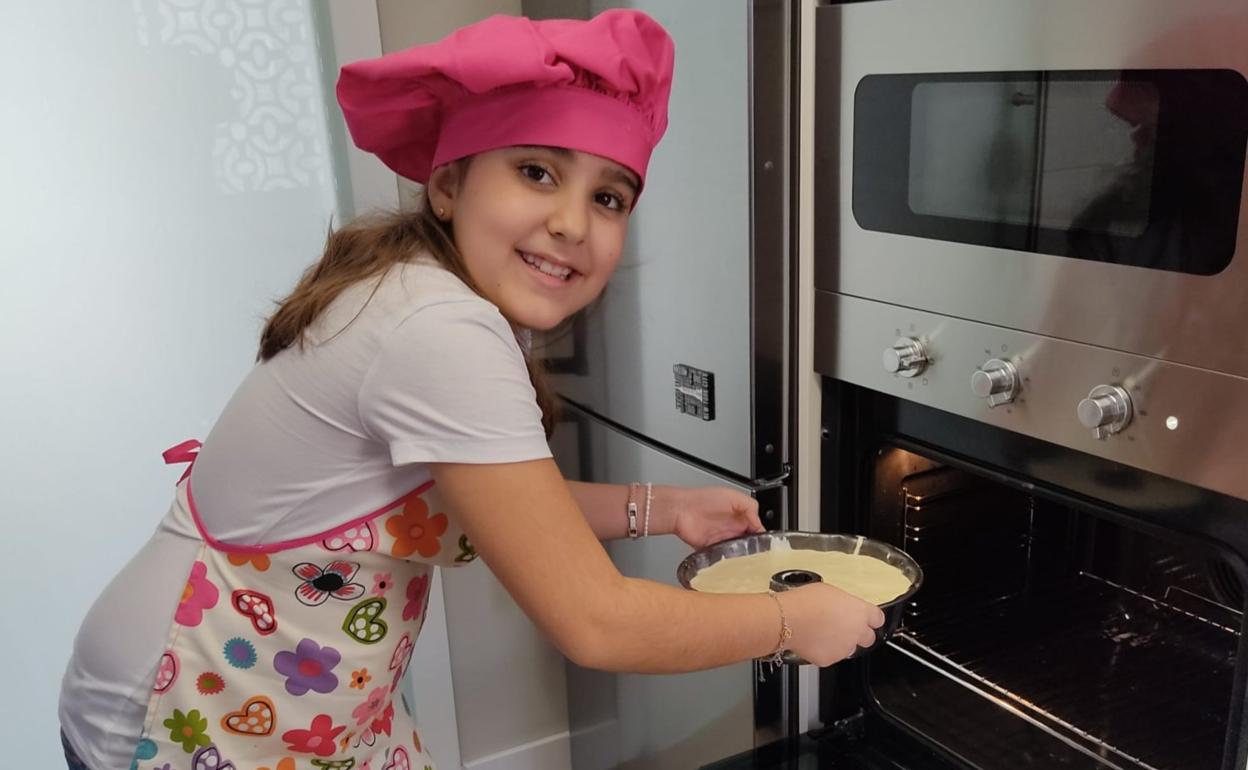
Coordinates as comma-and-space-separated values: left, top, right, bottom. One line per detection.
1, 2, 341, 766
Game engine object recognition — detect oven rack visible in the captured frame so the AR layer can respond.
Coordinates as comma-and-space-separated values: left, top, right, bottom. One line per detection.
883, 572, 1237, 770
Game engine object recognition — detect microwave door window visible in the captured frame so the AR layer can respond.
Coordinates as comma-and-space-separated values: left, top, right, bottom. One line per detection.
1040, 79, 1156, 242
853, 69, 1248, 275
908, 79, 1156, 241
909, 80, 1041, 233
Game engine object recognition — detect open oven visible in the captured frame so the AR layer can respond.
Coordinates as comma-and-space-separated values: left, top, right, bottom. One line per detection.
707, 385, 1248, 769
821, 386, 1247, 770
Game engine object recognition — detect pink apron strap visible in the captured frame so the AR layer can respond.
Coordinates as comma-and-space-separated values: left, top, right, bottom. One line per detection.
162, 439, 202, 483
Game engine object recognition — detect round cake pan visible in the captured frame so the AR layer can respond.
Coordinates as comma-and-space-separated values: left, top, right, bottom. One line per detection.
676, 531, 923, 665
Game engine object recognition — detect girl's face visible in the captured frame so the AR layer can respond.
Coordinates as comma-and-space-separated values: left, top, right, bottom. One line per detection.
429, 146, 639, 331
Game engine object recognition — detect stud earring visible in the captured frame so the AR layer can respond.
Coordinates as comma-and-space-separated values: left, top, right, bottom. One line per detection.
437, 207, 447, 219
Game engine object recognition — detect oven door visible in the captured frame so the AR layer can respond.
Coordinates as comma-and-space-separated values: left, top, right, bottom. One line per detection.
814, 0, 1248, 378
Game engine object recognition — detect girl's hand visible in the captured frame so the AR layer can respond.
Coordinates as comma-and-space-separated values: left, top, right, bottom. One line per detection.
779, 583, 885, 666
668, 486, 766, 550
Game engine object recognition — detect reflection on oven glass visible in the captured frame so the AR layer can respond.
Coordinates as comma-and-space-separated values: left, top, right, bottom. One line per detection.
909, 79, 1157, 239
867, 447, 1240, 770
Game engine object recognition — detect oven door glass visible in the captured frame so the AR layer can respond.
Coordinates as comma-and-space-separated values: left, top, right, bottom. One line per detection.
853, 69, 1248, 275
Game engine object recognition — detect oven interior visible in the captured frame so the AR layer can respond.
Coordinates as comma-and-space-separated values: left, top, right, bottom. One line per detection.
822, 445, 1244, 770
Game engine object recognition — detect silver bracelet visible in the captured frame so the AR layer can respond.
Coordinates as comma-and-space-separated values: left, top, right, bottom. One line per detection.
626, 482, 640, 539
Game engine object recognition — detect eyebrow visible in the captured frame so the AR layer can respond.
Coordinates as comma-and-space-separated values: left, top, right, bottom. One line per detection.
516, 145, 640, 197
604, 168, 641, 198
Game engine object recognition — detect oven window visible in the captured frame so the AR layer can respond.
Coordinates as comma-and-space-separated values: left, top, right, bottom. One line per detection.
853, 70, 1248, 275
909, 79, 1157, 237
864, 448, 1241, 770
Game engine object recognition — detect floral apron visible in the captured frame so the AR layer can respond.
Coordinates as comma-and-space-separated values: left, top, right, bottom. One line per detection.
130, 440, 477, 770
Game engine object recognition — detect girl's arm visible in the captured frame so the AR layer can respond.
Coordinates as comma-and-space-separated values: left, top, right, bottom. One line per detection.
565, 480, 677, 539
567, 480, 767, 548
432, 458, 883, 673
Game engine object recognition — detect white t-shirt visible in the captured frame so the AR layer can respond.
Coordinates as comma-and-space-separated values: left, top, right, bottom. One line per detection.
59, 257, 551, 769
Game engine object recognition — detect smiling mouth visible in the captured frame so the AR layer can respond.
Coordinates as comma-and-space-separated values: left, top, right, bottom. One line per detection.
518, 251, 576, 282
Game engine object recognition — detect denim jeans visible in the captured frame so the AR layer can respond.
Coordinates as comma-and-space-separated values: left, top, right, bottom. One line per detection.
61, 730, 91, 770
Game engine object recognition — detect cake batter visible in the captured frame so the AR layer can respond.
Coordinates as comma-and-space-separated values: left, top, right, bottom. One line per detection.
691, 540, 912, 605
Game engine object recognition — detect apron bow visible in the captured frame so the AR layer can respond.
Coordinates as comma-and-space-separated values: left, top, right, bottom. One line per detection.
163, 439, 203, 483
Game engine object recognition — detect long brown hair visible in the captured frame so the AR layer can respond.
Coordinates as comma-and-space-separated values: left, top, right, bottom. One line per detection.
258, 182, 559, 437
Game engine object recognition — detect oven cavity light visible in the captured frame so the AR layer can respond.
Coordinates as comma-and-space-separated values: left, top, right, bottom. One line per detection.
1166, 416, 1180, 431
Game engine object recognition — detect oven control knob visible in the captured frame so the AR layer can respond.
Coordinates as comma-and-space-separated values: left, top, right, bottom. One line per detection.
883, 337, 929, 378
971, 358, 1019, 407
1077, 385, 1134, 439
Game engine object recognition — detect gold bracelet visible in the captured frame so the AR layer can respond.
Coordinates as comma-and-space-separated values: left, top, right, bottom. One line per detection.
763, 591, 792, 666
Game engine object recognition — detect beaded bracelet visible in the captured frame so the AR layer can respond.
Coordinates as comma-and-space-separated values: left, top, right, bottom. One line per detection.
643, 482, 653, 538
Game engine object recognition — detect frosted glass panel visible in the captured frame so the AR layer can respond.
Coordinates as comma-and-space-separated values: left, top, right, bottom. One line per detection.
0, 2, 343, 766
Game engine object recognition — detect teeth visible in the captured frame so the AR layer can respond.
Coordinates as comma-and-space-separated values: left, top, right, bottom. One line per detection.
520, 252, 573, 280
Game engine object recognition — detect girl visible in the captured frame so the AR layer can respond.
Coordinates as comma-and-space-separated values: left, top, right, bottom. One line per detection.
58, 10, 884, 770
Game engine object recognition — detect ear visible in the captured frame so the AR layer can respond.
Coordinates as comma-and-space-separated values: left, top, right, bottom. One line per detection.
426, 162, 463, 220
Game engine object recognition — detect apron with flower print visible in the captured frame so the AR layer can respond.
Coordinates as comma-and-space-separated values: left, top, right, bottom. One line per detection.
131, 441, 478, 770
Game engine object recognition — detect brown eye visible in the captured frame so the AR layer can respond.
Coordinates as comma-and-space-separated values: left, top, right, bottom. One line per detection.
596, 191, 625, 211
519, 164, 554, 185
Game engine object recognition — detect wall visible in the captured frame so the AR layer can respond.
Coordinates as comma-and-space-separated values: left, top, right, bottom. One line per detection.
1, 1, 341, 766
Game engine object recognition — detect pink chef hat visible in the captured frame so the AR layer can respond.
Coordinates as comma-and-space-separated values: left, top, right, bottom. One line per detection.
336, 10, 675, 192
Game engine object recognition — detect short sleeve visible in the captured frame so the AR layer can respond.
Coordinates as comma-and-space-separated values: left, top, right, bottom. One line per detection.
358, 298, 552, 466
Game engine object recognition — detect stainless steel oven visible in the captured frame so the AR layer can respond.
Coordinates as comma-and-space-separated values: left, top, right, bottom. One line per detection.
813, 0, 1248, 502
696, 1, 1248, 768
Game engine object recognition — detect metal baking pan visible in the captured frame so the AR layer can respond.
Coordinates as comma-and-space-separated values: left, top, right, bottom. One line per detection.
677, 531, 924, 665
